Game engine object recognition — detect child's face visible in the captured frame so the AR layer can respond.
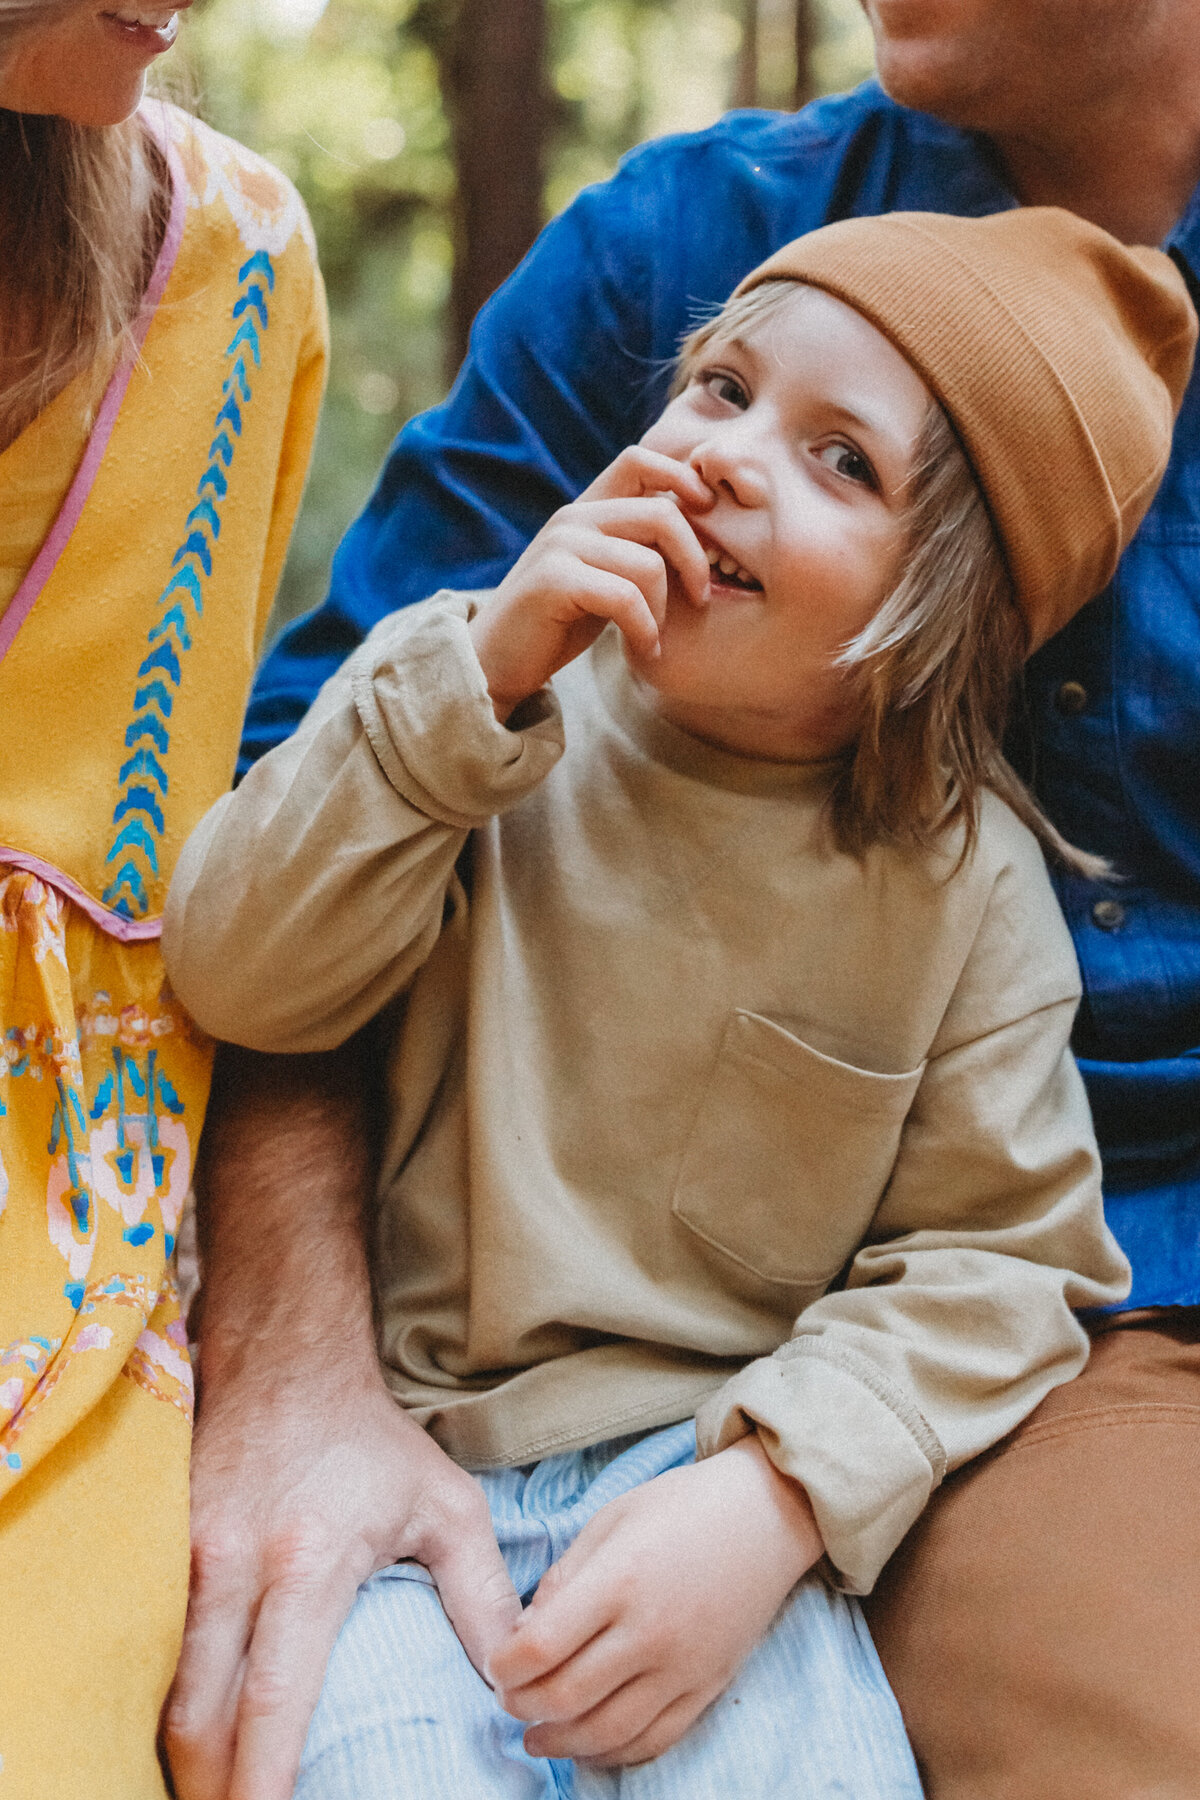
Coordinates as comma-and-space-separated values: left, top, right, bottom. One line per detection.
635, 284, 932, 761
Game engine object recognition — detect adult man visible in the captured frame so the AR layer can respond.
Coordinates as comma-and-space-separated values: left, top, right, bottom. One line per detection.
166, 4, 1200, 1796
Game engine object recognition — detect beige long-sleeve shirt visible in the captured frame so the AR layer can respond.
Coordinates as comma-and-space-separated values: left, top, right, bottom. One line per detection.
165, 593, 1130, 1592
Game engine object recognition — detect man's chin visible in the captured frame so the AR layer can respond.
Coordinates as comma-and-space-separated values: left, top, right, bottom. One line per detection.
861, 1, 994, 128
872, 44, 993, 130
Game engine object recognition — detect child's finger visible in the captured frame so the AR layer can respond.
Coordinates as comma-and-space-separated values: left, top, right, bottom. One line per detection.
584, 496, 711, 608
496, 1614, 637, 1724
573, 1683, 716, 1767
575, 535, 671, 628
565, 568, 664, 660
582, 444, 713, 514
489, 1559, 617, 1692
522, 1670, 694, 1762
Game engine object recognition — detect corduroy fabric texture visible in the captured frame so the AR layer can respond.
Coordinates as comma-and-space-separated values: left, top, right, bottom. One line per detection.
736, 209, 1197, 650
866, 1312, 1200, 1798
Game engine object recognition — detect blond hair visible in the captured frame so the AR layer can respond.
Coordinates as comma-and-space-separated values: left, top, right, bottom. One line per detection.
676, 281, 1108, 879
0, 0, 169, 445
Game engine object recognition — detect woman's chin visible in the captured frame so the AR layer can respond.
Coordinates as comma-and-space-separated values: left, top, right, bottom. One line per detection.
1, 77, 147, 126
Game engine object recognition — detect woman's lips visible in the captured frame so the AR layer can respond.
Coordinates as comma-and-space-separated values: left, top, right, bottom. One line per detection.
100, 8, 180, 52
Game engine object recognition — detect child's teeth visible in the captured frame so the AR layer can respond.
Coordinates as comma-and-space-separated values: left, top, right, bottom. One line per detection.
703, 546, 758, 587
112, 7, 175, 22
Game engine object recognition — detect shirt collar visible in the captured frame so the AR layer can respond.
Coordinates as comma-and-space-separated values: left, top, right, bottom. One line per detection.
1165, 176, 1200, 289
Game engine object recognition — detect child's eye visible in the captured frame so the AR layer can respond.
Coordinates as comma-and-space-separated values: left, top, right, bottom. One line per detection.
698, 369, 749, 410
814, 442, 878, 489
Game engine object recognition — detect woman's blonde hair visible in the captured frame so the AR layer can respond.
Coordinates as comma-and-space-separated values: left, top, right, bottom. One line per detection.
676, 280, 1107, 879
0, 0, 169, 444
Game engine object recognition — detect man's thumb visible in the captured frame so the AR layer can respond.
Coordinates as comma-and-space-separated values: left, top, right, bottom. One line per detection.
431, 1535, 523, 1683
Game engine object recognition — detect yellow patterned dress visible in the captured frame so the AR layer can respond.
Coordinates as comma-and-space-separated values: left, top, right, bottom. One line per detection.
0, 102, 326, 1797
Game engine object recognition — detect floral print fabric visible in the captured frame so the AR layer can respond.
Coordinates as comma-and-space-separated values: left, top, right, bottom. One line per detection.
0, 869, 209, 1494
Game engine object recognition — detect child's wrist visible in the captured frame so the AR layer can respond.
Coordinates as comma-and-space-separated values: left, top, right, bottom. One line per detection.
718, 1433, 825, 1583
468, 608, 529, 724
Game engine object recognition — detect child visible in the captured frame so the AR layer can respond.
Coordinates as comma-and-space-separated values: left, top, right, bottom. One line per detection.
165, 208, 1193, 1799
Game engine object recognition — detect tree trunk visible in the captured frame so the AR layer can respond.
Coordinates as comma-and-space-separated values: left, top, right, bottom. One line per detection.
443, 0, 548, 376
794, 0, 815, 108
733, 0, 760, 108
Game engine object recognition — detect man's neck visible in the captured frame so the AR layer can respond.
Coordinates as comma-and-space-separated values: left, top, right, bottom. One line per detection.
990, 89, 1200, 247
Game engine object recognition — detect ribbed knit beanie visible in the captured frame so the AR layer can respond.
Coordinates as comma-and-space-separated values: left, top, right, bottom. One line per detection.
734, 209, 1197, 651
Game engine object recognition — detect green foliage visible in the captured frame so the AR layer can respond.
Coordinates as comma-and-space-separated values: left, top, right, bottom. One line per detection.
177, 0, 873, 639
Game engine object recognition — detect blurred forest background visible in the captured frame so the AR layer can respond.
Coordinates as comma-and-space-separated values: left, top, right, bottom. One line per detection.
176, 0, 875, 638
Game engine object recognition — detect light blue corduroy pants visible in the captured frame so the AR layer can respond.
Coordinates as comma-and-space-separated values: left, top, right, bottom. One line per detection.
295, 1420, 924, 1799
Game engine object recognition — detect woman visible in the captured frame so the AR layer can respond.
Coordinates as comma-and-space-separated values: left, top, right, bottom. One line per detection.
0, 4, 326, 1790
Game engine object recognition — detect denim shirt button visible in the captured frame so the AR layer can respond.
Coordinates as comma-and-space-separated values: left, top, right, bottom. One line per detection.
1055, 680, 1089, 716
1092, 898, 1126, 932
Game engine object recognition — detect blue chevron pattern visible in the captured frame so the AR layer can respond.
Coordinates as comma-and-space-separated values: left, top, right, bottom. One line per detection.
102, 251, 274, 917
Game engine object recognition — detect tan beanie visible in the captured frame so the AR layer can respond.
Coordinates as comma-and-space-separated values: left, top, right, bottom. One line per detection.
735, 209, 1197, 651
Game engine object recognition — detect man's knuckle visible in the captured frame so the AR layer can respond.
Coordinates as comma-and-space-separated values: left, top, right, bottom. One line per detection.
190, 1522, 255, 1590
476, 1566, 517, 1611
405, 1478, 484, 1556
262, 1521, 338, 1592
162, 1689, 207, 1753
239, 1662, 293, 1721
435, 1479, 490, 1536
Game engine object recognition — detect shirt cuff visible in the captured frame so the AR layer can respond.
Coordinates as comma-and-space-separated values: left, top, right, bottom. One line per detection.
351, 591, 564, 827
695, 1337, 947, 1593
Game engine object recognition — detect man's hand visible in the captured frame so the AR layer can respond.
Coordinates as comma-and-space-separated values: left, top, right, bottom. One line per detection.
468, 445, 713, 721
167, 1359, 520, 1800
489, 1434, 824, 1768
164, 1041, 521, 1800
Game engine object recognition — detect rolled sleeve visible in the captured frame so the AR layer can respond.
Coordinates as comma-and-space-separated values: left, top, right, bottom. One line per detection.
697, 1339, 943, 1594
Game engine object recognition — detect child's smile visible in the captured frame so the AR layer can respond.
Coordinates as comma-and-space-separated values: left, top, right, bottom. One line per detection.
634, 284, 932, 762
697, 529, 764, 594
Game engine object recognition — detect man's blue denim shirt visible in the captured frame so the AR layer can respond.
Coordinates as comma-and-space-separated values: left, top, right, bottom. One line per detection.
242, 80, 1200, 1311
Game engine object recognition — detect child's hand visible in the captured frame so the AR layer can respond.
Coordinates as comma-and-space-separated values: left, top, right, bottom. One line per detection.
489, 1435, 824, 1767
468, 447, 714, 721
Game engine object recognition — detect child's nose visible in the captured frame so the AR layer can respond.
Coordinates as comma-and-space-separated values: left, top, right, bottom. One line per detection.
687, 430, 769, 507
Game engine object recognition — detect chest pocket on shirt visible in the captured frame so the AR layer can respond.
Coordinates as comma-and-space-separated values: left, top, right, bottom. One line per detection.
672, 1010, 925, 1285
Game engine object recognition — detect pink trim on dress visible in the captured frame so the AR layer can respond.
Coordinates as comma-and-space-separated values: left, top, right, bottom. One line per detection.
0, 120, 188, 666
0, 847, 162, 941
0, 122, 185, 938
